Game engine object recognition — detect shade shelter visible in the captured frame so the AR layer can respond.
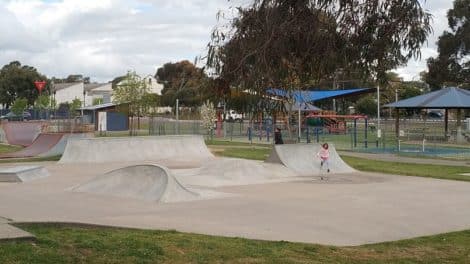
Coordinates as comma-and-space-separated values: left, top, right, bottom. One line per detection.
267, 88, 375, 103
268, 88, 376, 141
285, 101, 321, 112
385, 87, 470, 140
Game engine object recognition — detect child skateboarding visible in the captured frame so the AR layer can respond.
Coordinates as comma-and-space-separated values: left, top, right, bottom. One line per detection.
316, 143, 330, 180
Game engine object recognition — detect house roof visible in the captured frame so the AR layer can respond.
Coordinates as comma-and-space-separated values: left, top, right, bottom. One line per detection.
80, 102, 118, 111
385, 87, 470, 109
84, 83, 110, 91
267, 88, 375, 102
52, 82, 82, 92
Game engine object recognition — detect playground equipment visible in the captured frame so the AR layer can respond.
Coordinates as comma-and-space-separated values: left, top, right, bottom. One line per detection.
306, 113, 370, 147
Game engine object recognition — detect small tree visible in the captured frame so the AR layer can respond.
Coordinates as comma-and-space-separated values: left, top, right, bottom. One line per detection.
10, 98, 28, 120
200, 100, 216, 139
92, 98, 103, 106
70, 98, 82, 118
34, 94, 50, 110
33, 94, 52, 120
355, 96, 377, 116
113, 71, 150, 135
50, 98, 57, 110
141, 93, 160, 117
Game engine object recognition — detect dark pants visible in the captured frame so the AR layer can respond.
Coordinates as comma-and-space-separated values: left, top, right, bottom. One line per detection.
274, 132, 283, 144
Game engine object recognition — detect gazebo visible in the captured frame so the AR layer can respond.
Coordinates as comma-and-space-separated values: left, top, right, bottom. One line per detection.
385, 87, 470, 141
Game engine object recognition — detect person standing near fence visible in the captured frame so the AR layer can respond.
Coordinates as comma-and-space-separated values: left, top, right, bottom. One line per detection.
274, 127, 284, 144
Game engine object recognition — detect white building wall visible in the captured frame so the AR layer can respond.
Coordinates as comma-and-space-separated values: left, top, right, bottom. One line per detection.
85, 83, 113, 106
143, 75, 163, 95
54, 83, 84, 105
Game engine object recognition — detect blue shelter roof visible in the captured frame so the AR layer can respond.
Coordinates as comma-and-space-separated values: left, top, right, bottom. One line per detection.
267, 88, 374, 103
285, 101, 321, 112
385, 87, 470, 109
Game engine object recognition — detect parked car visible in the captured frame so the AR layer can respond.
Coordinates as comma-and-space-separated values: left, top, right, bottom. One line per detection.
0, 111, 32, 121
224, 110, 244, 122
427, 111, 443, 119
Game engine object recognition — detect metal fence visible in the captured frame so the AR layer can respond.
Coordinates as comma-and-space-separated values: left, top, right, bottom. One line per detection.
145, 117, 470, 160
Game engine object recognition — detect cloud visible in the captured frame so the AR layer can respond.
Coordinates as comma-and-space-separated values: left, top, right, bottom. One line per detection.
0, 0, 455, 82
395, 0, 454, 81
1, 0, 231, 81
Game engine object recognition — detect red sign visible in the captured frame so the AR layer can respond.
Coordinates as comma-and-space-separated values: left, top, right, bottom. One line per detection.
34, 81, 47, 94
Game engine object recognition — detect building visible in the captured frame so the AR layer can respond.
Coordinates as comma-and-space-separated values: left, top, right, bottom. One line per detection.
52, 82, 113, 107
52, 73, 162, 107
84, 83, 113, 105
52, 82, 84, 105
143, 75, 164, 95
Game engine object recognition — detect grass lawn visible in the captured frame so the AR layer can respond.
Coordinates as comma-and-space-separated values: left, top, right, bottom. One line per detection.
207, 140, 271, 160
0, 144, 22, 154
216, 147, 271, 160
206, 139, 270, 147
342, 156, 470, 182
0, 223, 469, 264
0, 155, 61, 164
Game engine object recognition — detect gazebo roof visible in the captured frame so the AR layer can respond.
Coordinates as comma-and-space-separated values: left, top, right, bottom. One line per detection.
385, 87, 470, 109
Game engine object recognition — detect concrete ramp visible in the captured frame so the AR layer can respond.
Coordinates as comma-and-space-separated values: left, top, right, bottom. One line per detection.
73, 164, 199, 203
0, 166, 50, 182
0, 126, 5, 143
2, 121, 45, 146
174, 158, 298, 187
0, 133, 63, 158
266, 143, 355, 175
38, 133, 94, 157
59, 135, 213, 164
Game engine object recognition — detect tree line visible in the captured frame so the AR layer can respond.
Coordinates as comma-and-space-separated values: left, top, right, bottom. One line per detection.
0, 0, 468, 117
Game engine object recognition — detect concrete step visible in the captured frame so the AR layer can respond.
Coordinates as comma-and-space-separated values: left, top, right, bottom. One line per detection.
0, 217, 35, 242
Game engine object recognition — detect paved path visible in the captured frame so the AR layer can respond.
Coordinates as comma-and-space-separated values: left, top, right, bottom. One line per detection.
0, 216, 35, 241
338, 151, 470, 167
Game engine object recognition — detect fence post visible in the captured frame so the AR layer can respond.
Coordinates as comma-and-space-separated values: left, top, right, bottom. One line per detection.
258, 121, 262, 141
353, 119, 357, 148
230, 122, 233, 141
364, 118, 368, 148
306, 125, 310, 143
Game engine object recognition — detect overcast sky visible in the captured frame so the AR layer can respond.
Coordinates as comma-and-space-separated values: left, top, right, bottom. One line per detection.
0, 0, 453, 83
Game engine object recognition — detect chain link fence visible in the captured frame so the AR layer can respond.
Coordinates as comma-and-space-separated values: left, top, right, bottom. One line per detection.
145, 116, 470, 159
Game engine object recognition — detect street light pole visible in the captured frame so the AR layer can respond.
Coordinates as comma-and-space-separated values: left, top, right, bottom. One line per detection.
176, 98, 179, 134
82, 90, 86, 117
377, 84, 381, 139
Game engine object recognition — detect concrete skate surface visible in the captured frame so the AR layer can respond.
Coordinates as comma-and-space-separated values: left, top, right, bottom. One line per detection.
0, 160, 470, 246
1, 136, 470, 246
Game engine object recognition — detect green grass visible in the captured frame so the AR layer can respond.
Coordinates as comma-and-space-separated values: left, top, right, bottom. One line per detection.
0, 155, 61, 164
342, 155, 470, 182
0, 144, 22, 154
216, 147, 271, 160
0, 223, 469, 263
206, 139, 271, 147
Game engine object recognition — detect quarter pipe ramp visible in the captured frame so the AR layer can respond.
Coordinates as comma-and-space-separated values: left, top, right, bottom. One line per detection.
2, 121, 45, 146
59, 135, 214, 164
0, 133, 63, 158
266, 143, 355, 175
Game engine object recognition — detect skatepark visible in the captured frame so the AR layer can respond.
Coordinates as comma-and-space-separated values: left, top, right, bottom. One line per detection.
1, 130, 470, 246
